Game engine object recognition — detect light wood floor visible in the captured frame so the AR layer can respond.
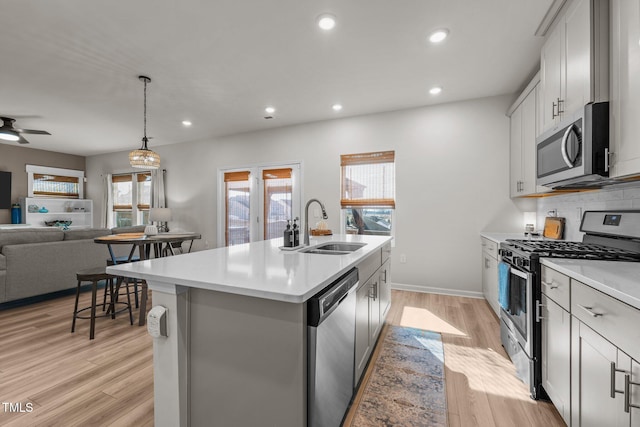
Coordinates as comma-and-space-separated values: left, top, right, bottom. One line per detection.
0, 288, 564, 426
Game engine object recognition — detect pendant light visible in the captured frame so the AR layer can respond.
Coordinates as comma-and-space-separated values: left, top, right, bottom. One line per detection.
129, 75, 160, 169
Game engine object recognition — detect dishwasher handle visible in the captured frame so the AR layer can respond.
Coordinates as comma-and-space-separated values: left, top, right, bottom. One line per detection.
308, 268, 359, 327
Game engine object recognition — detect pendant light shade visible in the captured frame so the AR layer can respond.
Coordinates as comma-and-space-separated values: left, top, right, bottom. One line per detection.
130, 76, 160, 169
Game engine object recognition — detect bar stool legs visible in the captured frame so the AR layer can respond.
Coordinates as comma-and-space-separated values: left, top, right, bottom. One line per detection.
72, 267, 134, 340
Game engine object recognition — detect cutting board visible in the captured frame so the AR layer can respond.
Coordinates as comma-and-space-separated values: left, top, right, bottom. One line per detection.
543, 217, 565, 240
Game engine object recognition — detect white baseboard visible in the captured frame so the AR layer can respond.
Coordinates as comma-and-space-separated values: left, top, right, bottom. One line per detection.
391, 282, 484, 299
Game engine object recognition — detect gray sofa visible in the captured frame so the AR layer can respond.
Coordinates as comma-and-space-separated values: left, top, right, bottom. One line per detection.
0, 226, 145, 304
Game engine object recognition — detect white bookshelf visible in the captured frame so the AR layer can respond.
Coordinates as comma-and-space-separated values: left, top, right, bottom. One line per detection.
20, 197, 93, 229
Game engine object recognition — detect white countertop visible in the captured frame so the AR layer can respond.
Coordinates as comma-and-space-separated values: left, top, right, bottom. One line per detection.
541, 258, 640, 310
480, 232, 542, 243
106, 234, 391, 303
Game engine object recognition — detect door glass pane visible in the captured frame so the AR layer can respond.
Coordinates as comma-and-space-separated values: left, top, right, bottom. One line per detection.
226, 178, 250, 246
263, 169, 292, 240
507, 271, 528, 338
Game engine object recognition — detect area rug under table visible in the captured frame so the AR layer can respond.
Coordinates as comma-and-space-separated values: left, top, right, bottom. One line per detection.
351, 326, 447, 427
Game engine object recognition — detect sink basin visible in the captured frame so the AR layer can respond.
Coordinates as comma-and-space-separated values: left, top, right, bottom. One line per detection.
300, 242, 366, 255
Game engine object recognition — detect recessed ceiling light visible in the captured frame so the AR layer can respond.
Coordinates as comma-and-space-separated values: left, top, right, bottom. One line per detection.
317, 14, 336, 31
429, 86, 442, 95
332, 104, 343, 111
182, 120, 192, 126
265, 106, 276, 114
429, 29, 449, 44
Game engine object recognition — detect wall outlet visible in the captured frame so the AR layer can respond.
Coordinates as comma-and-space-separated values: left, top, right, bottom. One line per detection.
400, 254, 407, 264
204, 240, 209, 248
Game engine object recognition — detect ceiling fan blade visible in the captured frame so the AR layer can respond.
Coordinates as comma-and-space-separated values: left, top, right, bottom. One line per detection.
16, 129, 51, 135
17, 136, 30, 144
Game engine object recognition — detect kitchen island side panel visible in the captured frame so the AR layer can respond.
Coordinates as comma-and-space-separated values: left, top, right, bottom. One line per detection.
189, 287, 307, 427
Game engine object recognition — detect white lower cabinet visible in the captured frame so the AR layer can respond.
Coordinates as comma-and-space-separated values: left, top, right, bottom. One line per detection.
570, 278, 640, 427
571, 317, 639, 427
481, 237, 499, 315
542, 294, 571, 425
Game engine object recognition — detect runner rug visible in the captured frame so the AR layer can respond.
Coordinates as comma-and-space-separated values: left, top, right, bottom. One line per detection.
350, 325, 447, 427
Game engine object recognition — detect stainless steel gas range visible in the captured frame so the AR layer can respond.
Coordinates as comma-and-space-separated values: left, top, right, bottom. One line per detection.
498, 210, 640, 400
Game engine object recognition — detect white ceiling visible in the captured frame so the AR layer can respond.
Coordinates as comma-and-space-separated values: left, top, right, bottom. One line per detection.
0, 0, 553, 157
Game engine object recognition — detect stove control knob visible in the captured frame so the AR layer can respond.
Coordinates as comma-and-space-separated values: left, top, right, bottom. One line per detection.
522, 259, 530, 268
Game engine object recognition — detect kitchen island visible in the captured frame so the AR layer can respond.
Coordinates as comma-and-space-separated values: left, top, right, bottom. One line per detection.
107, 234, 392, 427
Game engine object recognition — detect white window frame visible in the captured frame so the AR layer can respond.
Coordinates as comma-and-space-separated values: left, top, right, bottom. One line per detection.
26, 165, 85, 198
217, 162, 302, 247
110, 171, 151, 227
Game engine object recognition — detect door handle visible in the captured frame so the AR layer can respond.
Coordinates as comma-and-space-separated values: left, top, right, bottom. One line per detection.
561, 125, 577, 168
605, 148, 612, 172
541, 280, 559, 289
557, 98, 564, 115
611, 362, 628, 398
625, 374, 640, 412
535, 300, 544, 322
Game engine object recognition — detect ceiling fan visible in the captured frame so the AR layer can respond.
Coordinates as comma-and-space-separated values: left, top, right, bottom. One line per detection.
0, 117, 51, 144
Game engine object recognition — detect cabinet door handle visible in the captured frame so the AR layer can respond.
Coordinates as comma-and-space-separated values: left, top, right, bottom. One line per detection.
611, 362, 628, 398
625, 374, 640, 413
541, 280, 559, 289
552, 101, 558, 119
577, 304, 603, 317
383, 270, 387, 283
557, 98, 564, 114
535, 300, 544, 322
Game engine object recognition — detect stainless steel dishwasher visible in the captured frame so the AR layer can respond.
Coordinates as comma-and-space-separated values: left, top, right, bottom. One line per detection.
308, 268, 358, 427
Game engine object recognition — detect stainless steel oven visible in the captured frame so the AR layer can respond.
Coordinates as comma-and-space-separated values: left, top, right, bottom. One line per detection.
536, 102, 609, 189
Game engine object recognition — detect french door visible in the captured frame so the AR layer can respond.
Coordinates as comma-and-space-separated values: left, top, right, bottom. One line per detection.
218, 163, 301, 246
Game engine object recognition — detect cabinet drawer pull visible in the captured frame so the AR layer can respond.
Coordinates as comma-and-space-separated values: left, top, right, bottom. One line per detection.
625, 374, 640, 413
577, 304, 603, 317
611, 362, 628, 398
541, 280, 559, 289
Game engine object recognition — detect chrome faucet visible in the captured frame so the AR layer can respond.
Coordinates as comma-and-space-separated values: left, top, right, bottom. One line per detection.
304, 198, 328, 246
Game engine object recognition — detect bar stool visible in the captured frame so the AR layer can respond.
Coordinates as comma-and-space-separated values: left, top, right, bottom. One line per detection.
72, 267, 134, 339
107, 257, 141, 308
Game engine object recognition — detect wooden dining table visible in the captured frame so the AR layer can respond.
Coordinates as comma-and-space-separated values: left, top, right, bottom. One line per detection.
94, 232, 201, 325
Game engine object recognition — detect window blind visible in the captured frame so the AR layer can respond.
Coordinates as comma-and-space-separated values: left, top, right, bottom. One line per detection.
340, 151, 395, 208
33, 173, 80, 198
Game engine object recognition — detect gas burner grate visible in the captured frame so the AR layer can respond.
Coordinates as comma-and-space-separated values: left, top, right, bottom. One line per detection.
504, 239, 640, 261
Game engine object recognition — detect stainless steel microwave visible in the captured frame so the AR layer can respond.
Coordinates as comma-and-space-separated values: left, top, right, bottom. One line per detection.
536, 102, 609, 189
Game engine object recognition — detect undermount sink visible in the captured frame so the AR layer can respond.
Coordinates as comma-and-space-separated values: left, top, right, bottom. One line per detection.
300, 242, 366, 255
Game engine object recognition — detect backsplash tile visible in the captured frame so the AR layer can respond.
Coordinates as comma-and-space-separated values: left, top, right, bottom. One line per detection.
537, 182, 640, 242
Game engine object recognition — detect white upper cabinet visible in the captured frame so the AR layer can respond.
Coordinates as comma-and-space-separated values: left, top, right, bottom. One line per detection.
609, 0, 640, 178
509, 76, 550, 197
539, 0, 609, 134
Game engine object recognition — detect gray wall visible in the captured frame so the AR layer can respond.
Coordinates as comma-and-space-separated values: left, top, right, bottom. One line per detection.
0, 144, 86, 224
87, 95, 528, 296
